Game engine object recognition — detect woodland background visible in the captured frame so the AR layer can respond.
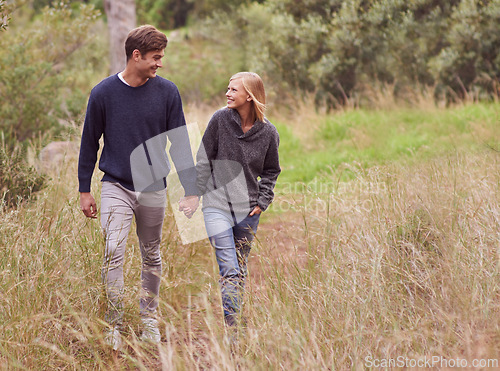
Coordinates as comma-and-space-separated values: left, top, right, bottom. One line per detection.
0, 0, 499, 369
2, 0, 500, 202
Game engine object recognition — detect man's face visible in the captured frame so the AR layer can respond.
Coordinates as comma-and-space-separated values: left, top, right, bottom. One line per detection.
136, 49, 164, 79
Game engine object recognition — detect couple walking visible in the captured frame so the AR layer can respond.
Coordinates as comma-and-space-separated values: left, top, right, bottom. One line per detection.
78, 25, 281, 350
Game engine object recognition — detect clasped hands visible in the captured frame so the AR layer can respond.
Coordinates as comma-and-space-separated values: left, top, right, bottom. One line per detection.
178, 195, 199, 219
179, 197, 262, 219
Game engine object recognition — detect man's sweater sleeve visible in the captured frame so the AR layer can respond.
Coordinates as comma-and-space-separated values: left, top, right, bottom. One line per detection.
257, 129, 281, 211
196, 116, 218, 195
166, 89, 199, 196
78, 93, 104, 193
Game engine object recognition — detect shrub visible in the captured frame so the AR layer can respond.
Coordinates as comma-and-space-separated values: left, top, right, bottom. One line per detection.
0, 137, 46, 209
0, 1, 105, 209
0, 0, 10, 31
195, 0, 500, 108
0, 1, 101, 146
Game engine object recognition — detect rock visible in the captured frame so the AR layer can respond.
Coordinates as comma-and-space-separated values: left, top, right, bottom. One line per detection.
39, 141, 78, 172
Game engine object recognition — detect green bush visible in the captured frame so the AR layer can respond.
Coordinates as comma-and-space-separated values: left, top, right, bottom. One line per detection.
195, 0, 500, 108
429, 0, 500, 102
0, 0, 10, 31
0, 1, 102, 146
137, 0, 195, 29
0, 1, 105, 208
160, 32, 245, 103
0, 137, 46, 209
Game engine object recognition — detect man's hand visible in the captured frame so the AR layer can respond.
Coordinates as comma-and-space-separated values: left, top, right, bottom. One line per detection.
80, 192, 98, 219
249, 205, 262, 216
179, 195, 199, 219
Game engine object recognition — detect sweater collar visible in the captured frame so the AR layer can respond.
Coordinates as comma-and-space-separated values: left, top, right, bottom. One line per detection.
115, 73, 154, 89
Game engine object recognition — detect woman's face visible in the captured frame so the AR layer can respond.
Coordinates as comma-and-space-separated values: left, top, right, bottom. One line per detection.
226, 78, 251, 110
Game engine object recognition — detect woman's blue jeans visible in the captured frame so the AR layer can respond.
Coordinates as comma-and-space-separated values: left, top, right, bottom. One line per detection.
203, 207, 260, 325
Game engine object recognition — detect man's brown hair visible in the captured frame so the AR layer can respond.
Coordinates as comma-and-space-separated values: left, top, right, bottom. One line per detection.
125, 25, 167, 61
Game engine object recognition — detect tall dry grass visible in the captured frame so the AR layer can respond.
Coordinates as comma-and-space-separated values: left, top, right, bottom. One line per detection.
0, 128, 499, 368
260, 150, 500, 368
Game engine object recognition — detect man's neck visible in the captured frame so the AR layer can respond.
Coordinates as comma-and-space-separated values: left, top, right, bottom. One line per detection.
121, 67, 149, 87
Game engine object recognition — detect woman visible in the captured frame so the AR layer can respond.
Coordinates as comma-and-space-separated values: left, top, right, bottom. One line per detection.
195, 72, 281, 331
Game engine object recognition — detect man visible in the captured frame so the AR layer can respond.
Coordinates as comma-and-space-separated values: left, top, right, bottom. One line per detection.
78, 25, 199, 350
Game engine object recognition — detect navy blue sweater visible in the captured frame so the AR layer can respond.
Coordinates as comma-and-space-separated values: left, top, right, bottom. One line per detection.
78, 74, 198, 195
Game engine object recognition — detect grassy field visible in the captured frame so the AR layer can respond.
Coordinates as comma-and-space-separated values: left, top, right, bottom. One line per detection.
272, 102, 499, 186
0, 102, 499, 369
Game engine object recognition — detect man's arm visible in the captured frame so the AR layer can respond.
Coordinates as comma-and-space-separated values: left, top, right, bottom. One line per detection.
165, 88, 199, 196
78, 90, 103, 218
165, 87, 200, 217
195, 115, 219, 195
169, 126, 200, 218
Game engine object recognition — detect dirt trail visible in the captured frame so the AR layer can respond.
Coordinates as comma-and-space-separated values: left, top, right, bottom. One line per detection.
248, 212, 310, 286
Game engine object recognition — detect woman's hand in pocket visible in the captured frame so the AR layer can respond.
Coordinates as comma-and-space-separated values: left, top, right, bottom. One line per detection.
249, 205, 262, 216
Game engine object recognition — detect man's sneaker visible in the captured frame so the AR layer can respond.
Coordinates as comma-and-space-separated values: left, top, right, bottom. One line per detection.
105, 326, 122, 351
140, 317, 161, 344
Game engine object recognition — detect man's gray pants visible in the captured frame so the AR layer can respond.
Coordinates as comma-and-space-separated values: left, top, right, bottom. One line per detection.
100, 181, 166, 327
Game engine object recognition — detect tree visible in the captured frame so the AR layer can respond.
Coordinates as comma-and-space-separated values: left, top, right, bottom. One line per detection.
0, 1, 101, 208
0, 2, 101, 144
211, 0, 500, 108
104, 0, 136, 74
137, 0, 195, 29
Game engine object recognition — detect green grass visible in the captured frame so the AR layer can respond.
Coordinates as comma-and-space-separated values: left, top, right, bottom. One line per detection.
272, 102, 500, 187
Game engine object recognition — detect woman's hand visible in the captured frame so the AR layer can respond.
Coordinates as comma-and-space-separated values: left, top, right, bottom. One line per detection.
249, 205, 262, 216
179, 195, 199, 219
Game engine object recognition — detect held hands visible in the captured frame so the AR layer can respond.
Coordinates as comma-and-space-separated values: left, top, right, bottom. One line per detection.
178, 195, 199, 219
80, 192, 98, 219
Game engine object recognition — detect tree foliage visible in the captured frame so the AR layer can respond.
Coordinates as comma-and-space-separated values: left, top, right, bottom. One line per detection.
0, 1, 101, 145
0, 0, 10, 30
0, 137, 46, 210
197, 0, 500, 108
134, 0, 265, 30
137, 0, 195, 29
0, 1, 103, 207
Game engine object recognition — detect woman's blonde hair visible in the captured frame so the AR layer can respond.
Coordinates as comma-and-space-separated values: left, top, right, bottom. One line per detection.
230, 72, 266, 122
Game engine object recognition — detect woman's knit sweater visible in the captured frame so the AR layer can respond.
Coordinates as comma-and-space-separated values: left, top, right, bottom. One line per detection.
196, 107, 281, 214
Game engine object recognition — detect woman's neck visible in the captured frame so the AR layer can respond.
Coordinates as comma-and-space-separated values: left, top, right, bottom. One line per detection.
237, 106, 255, 132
